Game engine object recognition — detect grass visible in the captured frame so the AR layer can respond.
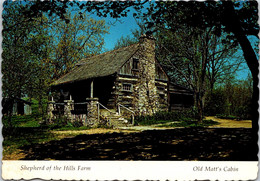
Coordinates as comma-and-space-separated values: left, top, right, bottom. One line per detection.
135, 119, 173, 126
2, 114, 42, 127
51, 126, 91, 131
157, 119, 220, 128
2, 111, 219, 159
2, 114, 91, 159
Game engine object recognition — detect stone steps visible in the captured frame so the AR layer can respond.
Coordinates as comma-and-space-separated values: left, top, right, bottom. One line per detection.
99, 108, 130, 127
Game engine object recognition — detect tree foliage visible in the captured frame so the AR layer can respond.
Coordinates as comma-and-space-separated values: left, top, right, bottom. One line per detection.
2, 1, 109, 116
205, 75, 253, 120
21, 1, 147, 21
2, 1, 50, 100
49, 13, 109, 79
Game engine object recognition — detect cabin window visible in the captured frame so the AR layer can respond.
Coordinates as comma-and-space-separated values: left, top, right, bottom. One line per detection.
132, 58, 139, 70
122, 83, 132, 92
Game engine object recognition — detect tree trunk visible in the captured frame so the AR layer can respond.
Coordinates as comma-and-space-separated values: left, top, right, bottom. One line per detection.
232, 34, 258, 134
195, 91, 204, 123
224, 2, 258, 160
7, 99, 14, 128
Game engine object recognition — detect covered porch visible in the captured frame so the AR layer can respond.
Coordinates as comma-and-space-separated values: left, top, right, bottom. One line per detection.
51, 75, 116, 110
48, 75, 134, 127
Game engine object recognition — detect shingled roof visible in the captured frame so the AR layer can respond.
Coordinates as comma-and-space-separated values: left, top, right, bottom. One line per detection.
53, 43, 140, 85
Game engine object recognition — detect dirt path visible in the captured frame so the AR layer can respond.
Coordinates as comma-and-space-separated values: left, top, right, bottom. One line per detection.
119, 125, 176, 131
206, 116, 252, 128
120, 117, 252, 131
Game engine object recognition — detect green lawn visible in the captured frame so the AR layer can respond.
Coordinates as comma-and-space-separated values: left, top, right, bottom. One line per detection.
2, 114, 90, 159
2, 113, 219, 159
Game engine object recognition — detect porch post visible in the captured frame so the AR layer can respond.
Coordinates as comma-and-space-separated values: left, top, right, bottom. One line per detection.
86, 97, 99, 127
90, 79, 94, 98
47, 99, 55, 124
64, 95, 74, 122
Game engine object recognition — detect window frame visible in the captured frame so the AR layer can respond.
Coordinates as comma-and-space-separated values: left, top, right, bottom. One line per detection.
132, 58, 139, 70
122, 83, 133, 92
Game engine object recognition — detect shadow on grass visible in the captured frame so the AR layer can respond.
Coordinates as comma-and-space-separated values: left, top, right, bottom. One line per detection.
19, 128, 257, 161
3, 127, 54, 150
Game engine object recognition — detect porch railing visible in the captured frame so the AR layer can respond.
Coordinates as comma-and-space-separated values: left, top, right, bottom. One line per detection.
97, 102, 118, 126
117, 103, 135, 125
48, 100, 135, 126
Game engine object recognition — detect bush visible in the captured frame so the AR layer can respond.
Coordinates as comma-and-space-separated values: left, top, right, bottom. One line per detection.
216, 113, 251, 121
204, 90, 226, 116
48, 115, 71, 129
46, 114, 89, 130
135, 109, 197, 126
234, 105, 252, 120
72, 119, 84, 127
216, 114, 238, 120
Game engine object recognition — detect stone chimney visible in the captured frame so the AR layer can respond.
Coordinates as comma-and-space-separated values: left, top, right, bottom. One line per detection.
135, 34, 159, 115
138, 33, 156, 67
139, 33, 155, 50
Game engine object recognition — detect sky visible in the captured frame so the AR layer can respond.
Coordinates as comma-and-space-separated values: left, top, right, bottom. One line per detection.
102, 15, 139, 51
89, 8, 140, 52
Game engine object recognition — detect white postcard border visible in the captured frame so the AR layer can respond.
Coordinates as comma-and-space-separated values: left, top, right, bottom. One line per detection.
2, 160, 258, 180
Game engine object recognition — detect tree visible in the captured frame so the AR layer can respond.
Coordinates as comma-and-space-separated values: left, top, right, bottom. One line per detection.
114, 35, 138, 50
49, 12, 109, 79
142, 1, 258, 81
205, 74, 253, 120
141, 0, 258, 131
156, 26, 231, 123
2, 1, 109, 118
2, 1, 54, 117
205, 32, 242, 93
24, 16, 53, 114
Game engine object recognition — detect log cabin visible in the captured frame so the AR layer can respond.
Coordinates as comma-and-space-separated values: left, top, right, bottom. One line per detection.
50, 34, 193, 126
